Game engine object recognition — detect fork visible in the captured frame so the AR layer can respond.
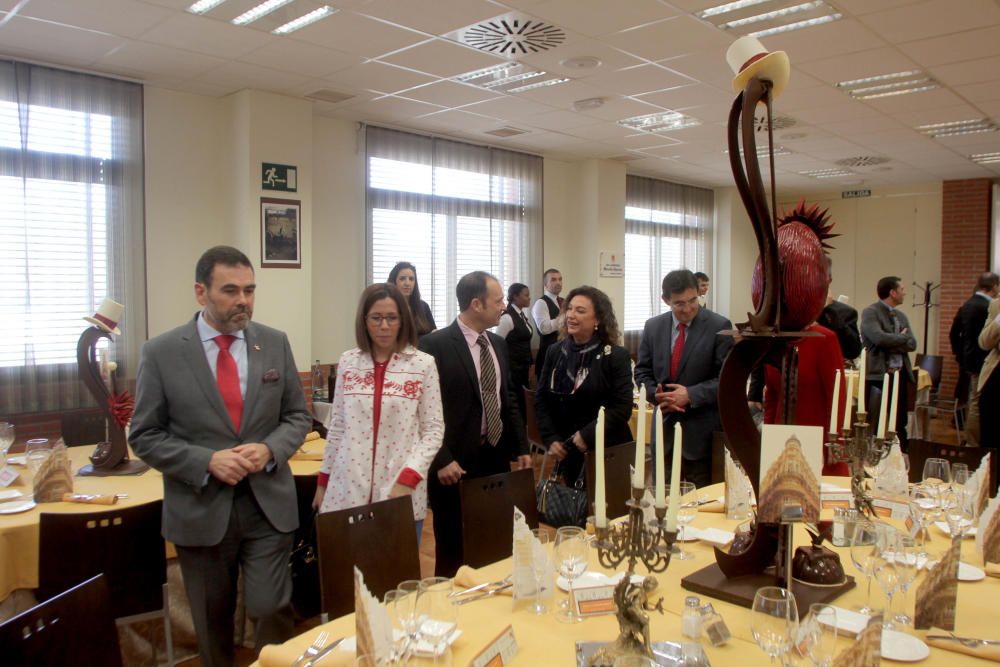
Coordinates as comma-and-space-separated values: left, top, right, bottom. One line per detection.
927, 632, 1000, 648
291, 630, 329, 667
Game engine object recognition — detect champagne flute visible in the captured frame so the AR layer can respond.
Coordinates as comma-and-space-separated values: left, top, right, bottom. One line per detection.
751, 586, 799, 665
850, 520, 879, 615
529, 528, 551, 615
416, 577, 457, 666
555, 526, 587, 624
893, 534, 918, 627
798, 604, 838, 667
674, 481, 698, 560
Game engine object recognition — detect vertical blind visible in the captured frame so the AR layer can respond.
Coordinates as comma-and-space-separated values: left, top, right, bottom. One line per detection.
624, 175, 714, 332
0, 61, 145, 414
365, 126, 542, 325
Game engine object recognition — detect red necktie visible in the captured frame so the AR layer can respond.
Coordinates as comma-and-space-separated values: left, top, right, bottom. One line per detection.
670, 323, 686, 380
215, 335, 242, 432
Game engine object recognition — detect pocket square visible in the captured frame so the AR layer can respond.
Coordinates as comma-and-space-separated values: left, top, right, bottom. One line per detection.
262, 368, 280, 383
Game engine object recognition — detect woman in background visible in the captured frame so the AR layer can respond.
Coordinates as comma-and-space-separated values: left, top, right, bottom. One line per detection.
497, 282, 534, 421
313, 283, 444, 541
388, 261, 436, 337
535, 285, 633, 484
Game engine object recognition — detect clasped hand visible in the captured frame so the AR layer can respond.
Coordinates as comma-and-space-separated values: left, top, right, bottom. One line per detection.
208, 443, 272, 485
655, 383, 690, 412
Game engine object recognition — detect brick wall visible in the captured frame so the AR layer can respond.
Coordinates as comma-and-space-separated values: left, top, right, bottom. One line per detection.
938, 178, 993, 398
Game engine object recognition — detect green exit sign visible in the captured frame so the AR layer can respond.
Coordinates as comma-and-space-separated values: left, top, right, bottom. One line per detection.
262, 163, 297, 192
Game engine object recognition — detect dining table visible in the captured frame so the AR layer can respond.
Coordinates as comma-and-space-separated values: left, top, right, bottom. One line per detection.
255, 477, 998, 667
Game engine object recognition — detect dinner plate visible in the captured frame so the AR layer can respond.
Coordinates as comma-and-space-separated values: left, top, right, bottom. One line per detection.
0, 499, 36, 514
934, 521, 977, 538
556, 571, 644, 592
924, 560, 987, 582
0, 490, 24, 501
819, 608, 929, 661
337, 628, 463, 658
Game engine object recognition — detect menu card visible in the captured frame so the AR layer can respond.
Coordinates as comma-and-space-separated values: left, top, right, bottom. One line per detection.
832, 614, 882, 667
914, 536, 960, 631
33, 442, 73, 503
354, 567, 392, 663
976, 495, 1000, 566
757, 425, 822, 524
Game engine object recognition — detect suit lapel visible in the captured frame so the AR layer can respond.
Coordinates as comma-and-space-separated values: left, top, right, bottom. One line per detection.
449, 321, 479, 392
180, 319, 235, 434
242, 324, 263, 424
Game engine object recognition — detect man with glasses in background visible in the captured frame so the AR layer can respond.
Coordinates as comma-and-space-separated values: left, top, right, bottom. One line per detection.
635, 270, 732, 486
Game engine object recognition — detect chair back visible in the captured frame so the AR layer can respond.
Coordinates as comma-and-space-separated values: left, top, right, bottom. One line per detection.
59, 409, 107, 446
907, 439, 998, 495
0, 574, 122, 667
38, 501, 166, 620
915, 354, 943, 390
291, 475, 322, 619
315, 495, 420, 619
522, 387, 545, 452
585, 441, 636, 521
459, 468, 538, 568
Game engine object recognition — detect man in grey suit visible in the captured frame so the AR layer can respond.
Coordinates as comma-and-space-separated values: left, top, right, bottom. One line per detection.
635, 270, 733, 487
861, 275, 917, 449
130, 246, 311, 666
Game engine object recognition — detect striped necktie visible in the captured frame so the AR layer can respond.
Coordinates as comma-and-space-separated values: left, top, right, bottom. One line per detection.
477, 334, 503, 446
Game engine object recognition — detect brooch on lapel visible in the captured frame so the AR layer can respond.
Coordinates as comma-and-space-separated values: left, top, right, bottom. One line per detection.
253, 344, 261, 351
262, 368, 280, 383
603, 345, 612, 355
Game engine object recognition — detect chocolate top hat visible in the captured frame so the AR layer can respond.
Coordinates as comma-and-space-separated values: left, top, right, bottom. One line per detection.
83, 298, 123, 335
726, 35, 790, 98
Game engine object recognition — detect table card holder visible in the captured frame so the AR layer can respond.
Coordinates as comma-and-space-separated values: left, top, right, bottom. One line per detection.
914, 536, 960, 631
33, 441, 73, 503
831, 614, 882, 667
354, 567, 393, 663
974, 453, 992, 517
975, 495, 1000, 569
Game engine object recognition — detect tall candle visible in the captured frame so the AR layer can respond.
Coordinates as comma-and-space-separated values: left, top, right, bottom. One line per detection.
857, 352, 866, 414
829, 370, 841, 435
595, 407, 606, 528
877, 373, 890, 438
843, 370, 855, 432
666, 422, 683, 532
655, 405, 665, 509
634, 386, 646, 488
887, 370, 900, 434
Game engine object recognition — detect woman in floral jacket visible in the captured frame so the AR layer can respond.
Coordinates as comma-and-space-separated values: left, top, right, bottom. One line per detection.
313, 283, 444, 540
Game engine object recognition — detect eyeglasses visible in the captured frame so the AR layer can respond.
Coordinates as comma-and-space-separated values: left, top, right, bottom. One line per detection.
367, 314, 400, 326
669, 295, 699, 309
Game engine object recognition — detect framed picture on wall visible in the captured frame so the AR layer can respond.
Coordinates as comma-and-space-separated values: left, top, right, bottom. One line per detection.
260, 197, 301, 268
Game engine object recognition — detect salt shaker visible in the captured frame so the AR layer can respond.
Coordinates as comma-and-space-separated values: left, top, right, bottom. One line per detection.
682, 595, 702, 639
699, 603, 731, 646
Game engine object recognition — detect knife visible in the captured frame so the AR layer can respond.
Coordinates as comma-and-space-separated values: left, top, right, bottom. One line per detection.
453, 582, 512, 605
926, 634, 1000, 646
301, 636, 346, 666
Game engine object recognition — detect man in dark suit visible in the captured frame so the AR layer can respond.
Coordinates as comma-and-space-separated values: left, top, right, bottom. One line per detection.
948, 272, 999, 445
130, 246, 311, 666
861, 276, 917, 448
419, 271, 531, 577
635, 270, 733, 487
817, 256, 862, 361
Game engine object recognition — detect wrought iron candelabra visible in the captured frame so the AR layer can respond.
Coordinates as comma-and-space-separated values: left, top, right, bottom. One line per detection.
593, 485, 679, 574
825, 411, 891, 519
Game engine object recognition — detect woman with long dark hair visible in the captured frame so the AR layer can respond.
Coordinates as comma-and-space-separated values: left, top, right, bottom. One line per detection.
535, 285, 633, 483
388, 261, 436, 337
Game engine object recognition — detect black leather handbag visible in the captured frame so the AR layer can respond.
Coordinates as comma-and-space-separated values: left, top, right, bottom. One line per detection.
535, 456, 587, 528
289, 510, 321, 618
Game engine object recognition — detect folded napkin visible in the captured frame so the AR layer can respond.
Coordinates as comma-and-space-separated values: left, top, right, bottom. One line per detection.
924, 628, 1000, 662
258, 629, 330, 667
454, 565, 512, 596
62, 493, 117, 505
303, 431, 322, 443
699, 499, 725, 514
292, 433, 325, 461
986, 563, 1000, 578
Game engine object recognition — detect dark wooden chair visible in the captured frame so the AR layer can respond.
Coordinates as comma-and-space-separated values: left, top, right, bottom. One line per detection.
585, 441, 636, 521
459, 468, 538, 568
914, 353, 963, 435
290, 475, 322, 619
59, 408, 106, 446
522, 387, 548, 459
907, 439, 997, 496
37, 501, 172, 666
315, 495, 420, 620
0, 574, 121, 667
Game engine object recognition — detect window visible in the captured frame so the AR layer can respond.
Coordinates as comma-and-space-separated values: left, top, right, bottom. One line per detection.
365, 126, 542, 325
0, 62, 145, 414
623, 175, 713, 332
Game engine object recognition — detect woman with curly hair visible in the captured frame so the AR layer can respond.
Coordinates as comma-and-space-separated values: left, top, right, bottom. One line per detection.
534, 285, 634, 484
388, 261, 436, 337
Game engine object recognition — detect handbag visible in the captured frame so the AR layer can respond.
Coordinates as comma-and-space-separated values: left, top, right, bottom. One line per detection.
535, 452, 588, 528
289, 510, 321, 618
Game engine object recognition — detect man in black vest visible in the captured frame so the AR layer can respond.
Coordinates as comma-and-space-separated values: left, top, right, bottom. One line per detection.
497, 282, 534, 421
532, 268, 564, 371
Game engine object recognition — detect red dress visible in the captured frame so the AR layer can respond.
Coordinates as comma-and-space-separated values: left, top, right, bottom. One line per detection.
764, 323, 849, 476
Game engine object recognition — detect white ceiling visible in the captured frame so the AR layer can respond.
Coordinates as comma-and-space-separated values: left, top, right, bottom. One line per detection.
2, 0, 1000, 189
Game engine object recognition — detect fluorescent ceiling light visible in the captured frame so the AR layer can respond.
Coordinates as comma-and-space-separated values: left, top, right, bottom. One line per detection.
618, 110, 701, 133
233, 0, 293, 25
188, 0, 227, 13
836, 71, 921, 88
272, 6, 336, 34
970, 152, 1000, 164
697, 0, 771, 19
799, 168, 852, 178
454, 63, 549, 92
750, 12, 841, 37
917, 118, 998, 138
700, 0, 841, 36
836, 69, 939, 100
507, 77, 570, 93
720, 1, 824, 29
726, 145, 792, 157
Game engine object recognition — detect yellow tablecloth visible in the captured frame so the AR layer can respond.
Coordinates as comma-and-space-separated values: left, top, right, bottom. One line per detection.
0, 444, 323, 601
256, 479, 999, 667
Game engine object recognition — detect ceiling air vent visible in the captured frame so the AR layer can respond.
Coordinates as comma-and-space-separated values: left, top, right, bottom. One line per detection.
454, 15, 565, 55
304, 89, 354, 104
755, 114, 796, 132
835, 156, 890, 168
484, 127, 530, 138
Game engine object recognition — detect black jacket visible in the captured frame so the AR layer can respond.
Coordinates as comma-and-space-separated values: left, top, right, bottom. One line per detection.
950, 294, 991, 373
818, 300, 863, 360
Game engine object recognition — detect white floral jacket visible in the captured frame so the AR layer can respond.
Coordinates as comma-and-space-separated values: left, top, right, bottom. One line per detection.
318, 345, 444, 519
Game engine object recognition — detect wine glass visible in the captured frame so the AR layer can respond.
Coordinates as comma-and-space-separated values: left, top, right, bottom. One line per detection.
416, 576, 457, 666
25, 438, 51, 475
849, 520, 879, 614
922, 458, 951, 505
529, 528, 551, 615
674, 481, 698, 560
893, 534, 919, 627
554, 526, 588, 624
908, 484, 938, 560
943, 486, 974, 540
798, 604, 838, 667
751, 586, 799, 665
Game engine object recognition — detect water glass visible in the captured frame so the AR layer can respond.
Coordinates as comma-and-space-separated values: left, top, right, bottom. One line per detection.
751, 586, 799, 665
416, 577, 457, 665
555, 526, 588, 624
393, 579, 421, 663
668, 481, 697, 560
798, 603, 837, 667
25, 438, 51, 475
893, 535, 918, 627
849, 520, 879, 615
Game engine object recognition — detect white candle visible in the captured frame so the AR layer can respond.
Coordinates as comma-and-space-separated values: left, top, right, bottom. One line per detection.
843, 370, 855, 432
595, 407, 607, 528
666, 422, 683, 532
655, 405, 665, 509
634, 386, 646, 488
877, 373, 889, 438
857, 353, 866, 415
829, 370, 841, 435
887, 370, 900, 434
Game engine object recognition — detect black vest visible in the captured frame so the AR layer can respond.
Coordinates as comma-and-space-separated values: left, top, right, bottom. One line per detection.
535, 295, 561, 369
503, 304, 532, 369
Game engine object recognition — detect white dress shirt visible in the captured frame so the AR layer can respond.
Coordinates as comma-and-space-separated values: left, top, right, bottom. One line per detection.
531, 290, 564, 335
496, 306, 533, 338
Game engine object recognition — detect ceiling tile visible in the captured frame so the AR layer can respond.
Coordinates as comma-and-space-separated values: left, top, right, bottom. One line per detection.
604, 15, 733, 62
343, 94, 449, 119
575, 96, 664, 121
96, 40, 227, 80
897, 25, 1000, 69
561, 121, 637, 140
527, 0, 677, 38
862, 86, 967, 114
288, 10, 427, 59
137, 12, 276, 59
619, 132, 684, 150
820, 115, 908, 138
322, 61, 438, 95
512, 35, 647, 76
458, 94, 560, 120
831, 0, 924, 15
580, 62, 693, 97
146, 77, 240, 97
238, 40, 361, 80
658, 49, 735, 90
636, 83, 731, 111
893, 103, 985, 128
398, 80, 502, 107
930, 55, 1000, 88
509, 78, 606, 106
197, 61, 312, 95
764, 19, 886, 65
786, 100, 881, 126
0, 15, 124, 66
378, 39, 505, 78
796, 48, 920, 85
19, 0, 172, 38
954, 82, 1000, 105
355, 0, 506, 35
523, 108, 608, 131
413, 108, 511, 132
859, 0, 1000, 43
